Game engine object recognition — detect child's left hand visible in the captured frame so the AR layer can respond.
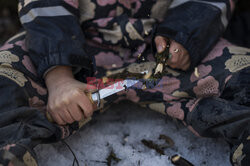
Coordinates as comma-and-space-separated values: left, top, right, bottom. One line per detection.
155, 36, 191, 71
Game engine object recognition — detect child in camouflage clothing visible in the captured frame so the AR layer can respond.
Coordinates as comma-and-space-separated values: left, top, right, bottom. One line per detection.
0, 0, 249, 165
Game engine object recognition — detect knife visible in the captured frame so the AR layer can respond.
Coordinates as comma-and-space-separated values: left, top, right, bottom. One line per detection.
89, 69, 149, 105
90, 79, 140, 106
46, 78, 141, 122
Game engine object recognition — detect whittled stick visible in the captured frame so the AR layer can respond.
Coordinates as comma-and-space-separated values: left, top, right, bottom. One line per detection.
154, 40, 171, 76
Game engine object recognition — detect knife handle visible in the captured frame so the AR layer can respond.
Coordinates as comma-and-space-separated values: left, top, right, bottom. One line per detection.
85, 91, 95, 104
46, 91, 96, 123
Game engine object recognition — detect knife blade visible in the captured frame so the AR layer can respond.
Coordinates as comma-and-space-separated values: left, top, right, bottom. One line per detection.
91, 79, 139, 104
91, 70, 148, 104
46, 78, 141, 122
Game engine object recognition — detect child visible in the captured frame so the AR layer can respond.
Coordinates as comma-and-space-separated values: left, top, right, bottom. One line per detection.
0, 0, 249, 165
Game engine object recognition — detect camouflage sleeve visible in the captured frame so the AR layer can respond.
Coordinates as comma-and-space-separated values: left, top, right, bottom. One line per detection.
155, 0, 237, 70
18, 0, 94, 78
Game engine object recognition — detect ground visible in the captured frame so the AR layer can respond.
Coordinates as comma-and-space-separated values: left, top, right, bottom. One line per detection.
35, 101, 231, 166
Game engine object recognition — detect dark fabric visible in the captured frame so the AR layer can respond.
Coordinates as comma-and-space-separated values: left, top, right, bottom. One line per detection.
221, 67, 250, 106
186, 97, 250, 140
0, 76, 61, 165
186, 97, 250, 166
224, 11, 250, 48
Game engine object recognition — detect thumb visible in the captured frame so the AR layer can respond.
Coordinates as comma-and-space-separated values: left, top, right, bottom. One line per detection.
84, 83, 97, 93
75, 80, 97, 93
155, 36, 167, 53
84, 84, 97, 92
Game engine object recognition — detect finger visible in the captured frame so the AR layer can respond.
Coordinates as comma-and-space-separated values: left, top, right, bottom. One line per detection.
168, 40, 190, 69
182, 61, 191, 71
54, 113, 66, 125
168, 63, 178, 69
169, 40, 185, 55
179, 54, 191, 71
155, 36, 167, 53
77, 94, 94, 118
58, 108, 75, 124
169, 53, 180, 64
47, 105, 66, 125
85, 84, 97, 93
167, 54, 180, 69
179, 54, 189, 66
169, 41, 182, 64
50, 111, 66, 125
68, 103, 84, 121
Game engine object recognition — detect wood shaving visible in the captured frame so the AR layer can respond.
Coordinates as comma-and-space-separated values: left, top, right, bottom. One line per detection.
137, 53, 142, 59
143, 71, 152, 79
158, 134, 174, 148
141, 139, 165, 155
171, 154, 194, 166
154, 63, 163, 75
194, 67, 200, 78
172, 155, 180, 162
106, 150, 121, 166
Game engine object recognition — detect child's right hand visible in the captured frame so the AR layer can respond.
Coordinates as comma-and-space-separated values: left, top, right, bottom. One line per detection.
45, 66, 96, 125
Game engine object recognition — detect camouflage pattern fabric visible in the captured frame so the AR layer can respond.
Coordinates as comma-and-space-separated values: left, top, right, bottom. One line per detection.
1, 0, 250, 165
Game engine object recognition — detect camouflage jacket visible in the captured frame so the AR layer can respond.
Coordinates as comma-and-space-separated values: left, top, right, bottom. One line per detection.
18, 0, 237, 78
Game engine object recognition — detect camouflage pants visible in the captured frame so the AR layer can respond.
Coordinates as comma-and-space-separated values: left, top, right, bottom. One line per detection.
0, 32, 250, 166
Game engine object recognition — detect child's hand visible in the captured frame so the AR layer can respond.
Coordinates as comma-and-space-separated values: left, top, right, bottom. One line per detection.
45, 66, 96, 125
155, 36, 191, 71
